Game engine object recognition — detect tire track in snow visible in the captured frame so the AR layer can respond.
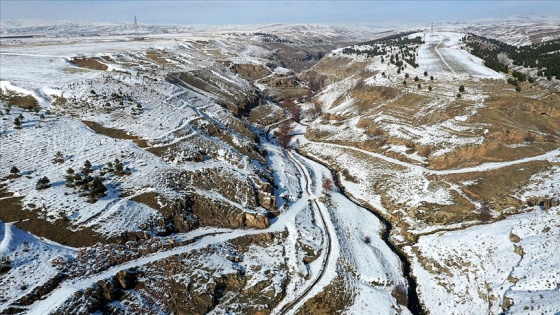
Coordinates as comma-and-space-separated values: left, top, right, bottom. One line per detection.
276, 151, 334, 315
306, 140, 560, 175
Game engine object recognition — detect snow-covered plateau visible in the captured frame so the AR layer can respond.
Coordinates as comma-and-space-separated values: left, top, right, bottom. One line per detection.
1, 20, 559, 315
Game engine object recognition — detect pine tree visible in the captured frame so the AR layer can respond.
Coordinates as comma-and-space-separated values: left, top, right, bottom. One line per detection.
54, 151, 64, 164
90, 177, 107, 198
114, 159, 124, 174
36, 176, 51, 190
10, 166, 19, 174
83, 160, 92, 173
14, 117, 22, 129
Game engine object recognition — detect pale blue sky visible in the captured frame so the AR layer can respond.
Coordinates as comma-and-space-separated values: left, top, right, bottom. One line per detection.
1, 1, 559, 25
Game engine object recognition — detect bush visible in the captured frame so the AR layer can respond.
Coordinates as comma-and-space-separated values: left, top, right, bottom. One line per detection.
54, 151, 64, 164
90, 177, 107, 198
10, 166, 19, 174
428, 86, 433, 91
322, 178, 334, 194
14, 117, 22, 129
424, 71, 428, 76
456, 93, 461, 98
459, 85, 465, 93
515, 86, 521, 92
36, 176, 51, 190
0, 256, 11, 274
275, 121, 293, 148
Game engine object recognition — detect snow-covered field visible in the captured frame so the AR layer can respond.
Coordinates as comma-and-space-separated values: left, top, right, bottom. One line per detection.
418, 32, 504, 79
1, 20, 559, 315
407, 206, 560, 315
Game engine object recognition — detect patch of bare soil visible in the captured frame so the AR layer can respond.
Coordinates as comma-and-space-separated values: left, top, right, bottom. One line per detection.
0, 194, 104, 247
295, 274, 353, 315
71, 57, 108, 71
447, 161, 550, 210
82, 120, 148, 148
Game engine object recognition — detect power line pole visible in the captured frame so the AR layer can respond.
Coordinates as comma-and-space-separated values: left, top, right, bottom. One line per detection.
134, 16, 139, 38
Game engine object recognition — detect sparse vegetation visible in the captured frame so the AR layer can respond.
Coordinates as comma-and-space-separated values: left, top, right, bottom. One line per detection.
275, 121, 293, 148
36, 176, 51, 190
14, 117, 22, 129
10, 166, 20, 175
322, 178, 334, 194
0, 256, 12, 274
54, 151, 64, 164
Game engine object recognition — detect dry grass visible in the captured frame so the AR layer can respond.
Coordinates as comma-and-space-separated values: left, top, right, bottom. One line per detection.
0, 193, 104, 247
448, 160, 550, 203
0, 90, 40, 111
71, 57, 108, 71
146, 50, 170, 65
82, 120, 148, 148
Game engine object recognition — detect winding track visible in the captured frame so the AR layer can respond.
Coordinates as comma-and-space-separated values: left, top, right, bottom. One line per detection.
277, 151, 334, 315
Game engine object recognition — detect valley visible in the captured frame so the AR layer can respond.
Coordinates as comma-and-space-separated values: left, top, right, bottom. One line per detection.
1, 18, 559, 315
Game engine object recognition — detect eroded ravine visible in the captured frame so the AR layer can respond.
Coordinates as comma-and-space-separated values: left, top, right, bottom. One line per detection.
298, 149, 425, 315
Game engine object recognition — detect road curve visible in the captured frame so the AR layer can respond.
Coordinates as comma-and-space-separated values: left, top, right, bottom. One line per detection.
277, 151, 333, 315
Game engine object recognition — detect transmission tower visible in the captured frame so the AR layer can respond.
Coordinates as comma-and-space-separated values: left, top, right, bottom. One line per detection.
134, 16, 139, 38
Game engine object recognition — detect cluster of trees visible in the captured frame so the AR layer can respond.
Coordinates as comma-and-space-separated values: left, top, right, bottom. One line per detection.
342, 46, 386, 58
254, 32, 294, 44
466, 34, 560, 79
283, 99, 301, 123
65, 160, 110, 203
341, 32, 421, 68
360, 31, 423, 46
275, 121, 293, 148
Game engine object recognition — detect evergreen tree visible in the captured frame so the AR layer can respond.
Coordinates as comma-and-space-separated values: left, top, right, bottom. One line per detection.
10, 166, 19, 174
36, 176, 51, 190
83, 160, 92, 173
459, 85, 465, 93
14, 117, 22, 129
90, 177, 107, 198
54, 151, 64, 163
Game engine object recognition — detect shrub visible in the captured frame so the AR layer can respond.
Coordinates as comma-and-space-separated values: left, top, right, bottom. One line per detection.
459, 85, 465, 93
14, 117, 22, 129
515, 86, 521, 92
275, 121, 293, 148
36, 176, 51, 190
54, 151, 64, 164
322, 178, 334, 194
456, 93, 461, 98
0, 256, 11, 274
10, 166, 19, 174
